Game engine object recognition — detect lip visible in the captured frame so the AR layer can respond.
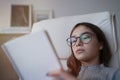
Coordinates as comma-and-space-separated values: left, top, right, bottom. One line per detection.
76, 48, 85, 54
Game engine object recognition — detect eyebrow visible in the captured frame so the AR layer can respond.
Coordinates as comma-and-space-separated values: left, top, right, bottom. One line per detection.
71, 31, 93, 37
81, 32, 93, 35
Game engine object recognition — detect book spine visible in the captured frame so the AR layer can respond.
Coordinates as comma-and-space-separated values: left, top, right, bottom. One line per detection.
1, 44, 24, 80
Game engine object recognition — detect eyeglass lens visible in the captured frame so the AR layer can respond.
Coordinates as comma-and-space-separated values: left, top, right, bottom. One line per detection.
66, 32, 92, 46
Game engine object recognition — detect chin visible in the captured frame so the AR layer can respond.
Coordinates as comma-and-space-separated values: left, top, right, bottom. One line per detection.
76, 56, 86, 61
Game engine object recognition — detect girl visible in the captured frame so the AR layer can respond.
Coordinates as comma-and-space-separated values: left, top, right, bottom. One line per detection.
48, 22, 120, 80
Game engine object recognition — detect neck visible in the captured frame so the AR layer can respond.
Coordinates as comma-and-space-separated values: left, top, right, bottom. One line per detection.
81, 56, 100, 66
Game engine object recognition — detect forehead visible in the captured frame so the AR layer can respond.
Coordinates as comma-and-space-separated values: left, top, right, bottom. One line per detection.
71, 25, 94, 36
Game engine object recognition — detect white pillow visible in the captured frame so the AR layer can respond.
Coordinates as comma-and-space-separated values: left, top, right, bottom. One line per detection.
32, 11, 117, 59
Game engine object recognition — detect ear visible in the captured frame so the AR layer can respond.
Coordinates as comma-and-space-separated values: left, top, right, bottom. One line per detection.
99, 43, 103, 50
100, 46, 103, 50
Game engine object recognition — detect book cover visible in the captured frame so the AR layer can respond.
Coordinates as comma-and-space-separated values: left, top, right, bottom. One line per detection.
1, 29, 62, 80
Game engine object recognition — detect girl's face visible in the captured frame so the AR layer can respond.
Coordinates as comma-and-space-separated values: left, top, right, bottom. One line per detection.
71, 25, 102, 65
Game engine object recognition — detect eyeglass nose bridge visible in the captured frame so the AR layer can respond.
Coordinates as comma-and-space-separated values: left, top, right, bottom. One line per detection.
75, 36, 83, 45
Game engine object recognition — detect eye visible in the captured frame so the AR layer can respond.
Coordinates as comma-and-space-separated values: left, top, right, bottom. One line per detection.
81, 33, 92, 43
82, 35, 91, 39
66, 37, 77, 46
70, 37, 77, 43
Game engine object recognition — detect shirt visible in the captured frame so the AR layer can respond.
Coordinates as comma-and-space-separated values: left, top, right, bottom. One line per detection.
77, 64, 120, 80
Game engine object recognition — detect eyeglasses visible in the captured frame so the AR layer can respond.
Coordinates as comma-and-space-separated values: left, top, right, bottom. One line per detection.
66, 32, 93, 46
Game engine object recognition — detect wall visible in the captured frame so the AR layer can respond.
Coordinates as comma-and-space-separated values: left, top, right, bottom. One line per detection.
0, 0, 120, 79
0, 0, 120, 42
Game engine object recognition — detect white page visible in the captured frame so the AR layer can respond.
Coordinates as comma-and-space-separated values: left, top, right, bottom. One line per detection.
2, 30, 61, 80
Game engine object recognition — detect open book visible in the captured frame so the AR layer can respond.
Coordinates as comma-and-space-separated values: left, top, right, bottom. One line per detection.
1, 29, 62, 80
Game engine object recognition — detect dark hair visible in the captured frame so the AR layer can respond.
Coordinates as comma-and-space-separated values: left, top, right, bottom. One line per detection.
67, 22, 112, 77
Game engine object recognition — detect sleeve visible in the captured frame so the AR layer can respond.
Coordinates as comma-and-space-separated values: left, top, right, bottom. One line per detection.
113, 69, 120, 80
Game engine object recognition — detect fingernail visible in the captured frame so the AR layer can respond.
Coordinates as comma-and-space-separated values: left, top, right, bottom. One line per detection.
46, 73, 49, 76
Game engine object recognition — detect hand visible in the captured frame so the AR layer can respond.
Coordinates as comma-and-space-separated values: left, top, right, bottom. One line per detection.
47, 68, 77, 80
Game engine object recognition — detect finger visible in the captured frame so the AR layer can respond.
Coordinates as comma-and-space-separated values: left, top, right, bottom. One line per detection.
47, 68, 63, 76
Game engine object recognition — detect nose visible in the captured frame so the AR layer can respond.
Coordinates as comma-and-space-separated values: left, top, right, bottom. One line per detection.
75, 38, 83, 46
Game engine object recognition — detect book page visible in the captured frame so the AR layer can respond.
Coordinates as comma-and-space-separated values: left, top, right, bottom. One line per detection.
2, 30, 61, 80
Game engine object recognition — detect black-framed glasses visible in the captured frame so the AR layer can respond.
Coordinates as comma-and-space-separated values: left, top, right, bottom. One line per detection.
66, 32, 93, 46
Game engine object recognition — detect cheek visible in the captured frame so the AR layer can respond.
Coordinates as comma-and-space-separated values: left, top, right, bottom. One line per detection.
85, 42, 100, 55
71, 47, 76, 55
